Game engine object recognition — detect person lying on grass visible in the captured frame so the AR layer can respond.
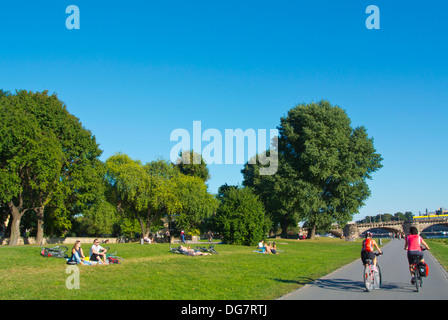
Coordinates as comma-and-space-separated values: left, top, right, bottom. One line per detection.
179, 245, 212, 256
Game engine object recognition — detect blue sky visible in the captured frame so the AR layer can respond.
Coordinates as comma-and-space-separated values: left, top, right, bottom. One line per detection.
1, 1, 447, 221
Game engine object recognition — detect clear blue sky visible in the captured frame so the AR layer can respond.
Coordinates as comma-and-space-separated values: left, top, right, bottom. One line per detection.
1, 1, 447, 221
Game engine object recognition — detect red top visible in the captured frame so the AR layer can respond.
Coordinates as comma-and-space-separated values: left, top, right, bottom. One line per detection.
406, 234, 422, 251
362, 238, 373, 252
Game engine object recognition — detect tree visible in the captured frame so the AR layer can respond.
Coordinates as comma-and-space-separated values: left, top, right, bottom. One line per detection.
174, 174, 218, 233
404, 212, 414, 222
0, 90, 102, 245
393, 212, 406, 221
105, 154, 174, 237
174, 150, 210, 182
242, 151, 302, 237
214, 186, 271, 246
106, 153, 216, 237
77, 199, 119, 236
277, 100, 383, 238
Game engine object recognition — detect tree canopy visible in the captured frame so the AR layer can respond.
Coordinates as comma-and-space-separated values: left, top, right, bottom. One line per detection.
105, 153, 217, 237
1, 91, 383, 244
243, 100, 383, 238
0, 90, 103, 244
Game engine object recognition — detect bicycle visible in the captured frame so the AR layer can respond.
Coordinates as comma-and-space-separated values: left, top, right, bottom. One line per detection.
363, 251, 382, 292
169, 244, 188, 255
40, 245, 69, 258
116, 235, 126, 243
194, 245, 219, 254
409, 248, 427, 292
106, 250, 124, 262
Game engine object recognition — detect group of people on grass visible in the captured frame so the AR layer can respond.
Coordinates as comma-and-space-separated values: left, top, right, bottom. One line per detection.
257, 240, 278, 254
68, 239, 109, 265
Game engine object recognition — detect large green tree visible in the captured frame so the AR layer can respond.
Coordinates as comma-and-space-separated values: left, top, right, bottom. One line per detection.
105, 153, 216, 237
0, 90, 103, 245
105, 154, 174, 237
277, 100, 383, 238
243, 100, 383, 239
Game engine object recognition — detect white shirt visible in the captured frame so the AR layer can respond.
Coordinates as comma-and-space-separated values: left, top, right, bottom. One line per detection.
90, 244, 104, 256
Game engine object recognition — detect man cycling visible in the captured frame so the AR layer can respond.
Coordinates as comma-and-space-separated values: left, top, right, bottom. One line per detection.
361, 232, 382, 270
404, 226, 430, 284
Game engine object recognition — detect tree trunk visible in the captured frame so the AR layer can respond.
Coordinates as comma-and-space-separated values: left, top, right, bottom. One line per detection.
8, 201, 25, 246
307, 223, 316, 239
137, 215, 152, 238
35, 206, 45, 245
137, 217, 145, 237
280, 215, 290, 238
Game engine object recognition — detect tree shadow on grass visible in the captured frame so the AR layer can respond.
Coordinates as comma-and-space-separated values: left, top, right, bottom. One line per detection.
309, 278, 409, 293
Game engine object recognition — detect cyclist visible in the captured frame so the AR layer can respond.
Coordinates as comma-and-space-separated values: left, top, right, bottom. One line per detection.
404, 226, 430, 284
361, 232, 382, 270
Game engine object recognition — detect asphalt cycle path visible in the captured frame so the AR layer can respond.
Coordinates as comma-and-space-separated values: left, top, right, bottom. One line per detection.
279, 238, 448, 300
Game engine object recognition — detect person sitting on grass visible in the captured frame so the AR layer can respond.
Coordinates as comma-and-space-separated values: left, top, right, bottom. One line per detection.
264, 242, 273, 254
90, 239, 109, 264
69, 240, 92, 265
270, 242, 278, 254
258, 240, 266, 253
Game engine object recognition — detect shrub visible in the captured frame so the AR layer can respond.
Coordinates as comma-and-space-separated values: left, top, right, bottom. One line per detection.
214, 187, 271, 246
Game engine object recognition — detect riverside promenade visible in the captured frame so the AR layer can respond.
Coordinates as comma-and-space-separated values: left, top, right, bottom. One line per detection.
279, 239, 448, 300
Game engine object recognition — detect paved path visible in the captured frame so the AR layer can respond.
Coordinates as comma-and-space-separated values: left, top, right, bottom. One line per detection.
279, 239, 448, 300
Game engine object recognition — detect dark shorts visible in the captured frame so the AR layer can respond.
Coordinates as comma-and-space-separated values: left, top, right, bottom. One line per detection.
90, 253, 101, 261
361, 251, 375, 265
90, 250, 106, 261
407, 250, 423, 264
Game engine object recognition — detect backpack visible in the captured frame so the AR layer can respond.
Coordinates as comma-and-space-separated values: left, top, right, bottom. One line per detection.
107, 257, 120, 264
417, 262, 428, 277
41, 248, 51, 257
362, 239, 373, 252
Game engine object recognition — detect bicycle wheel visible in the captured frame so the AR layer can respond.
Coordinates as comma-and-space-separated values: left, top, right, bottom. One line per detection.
364, 266, 374, 292
414, 267, 420, 292
209, 246, 218, 254
376, 264, 382, 288
110, 255, 124, 261
419, 274, 423, 289
55, 246, 68, 253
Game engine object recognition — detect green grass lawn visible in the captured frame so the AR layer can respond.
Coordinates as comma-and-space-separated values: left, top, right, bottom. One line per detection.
0, 238, 374, 300
426, 239, 448, 272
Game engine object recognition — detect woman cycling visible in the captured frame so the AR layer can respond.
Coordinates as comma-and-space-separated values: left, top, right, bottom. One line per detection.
404, 226, 430, 284
361, 232, 382, 270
